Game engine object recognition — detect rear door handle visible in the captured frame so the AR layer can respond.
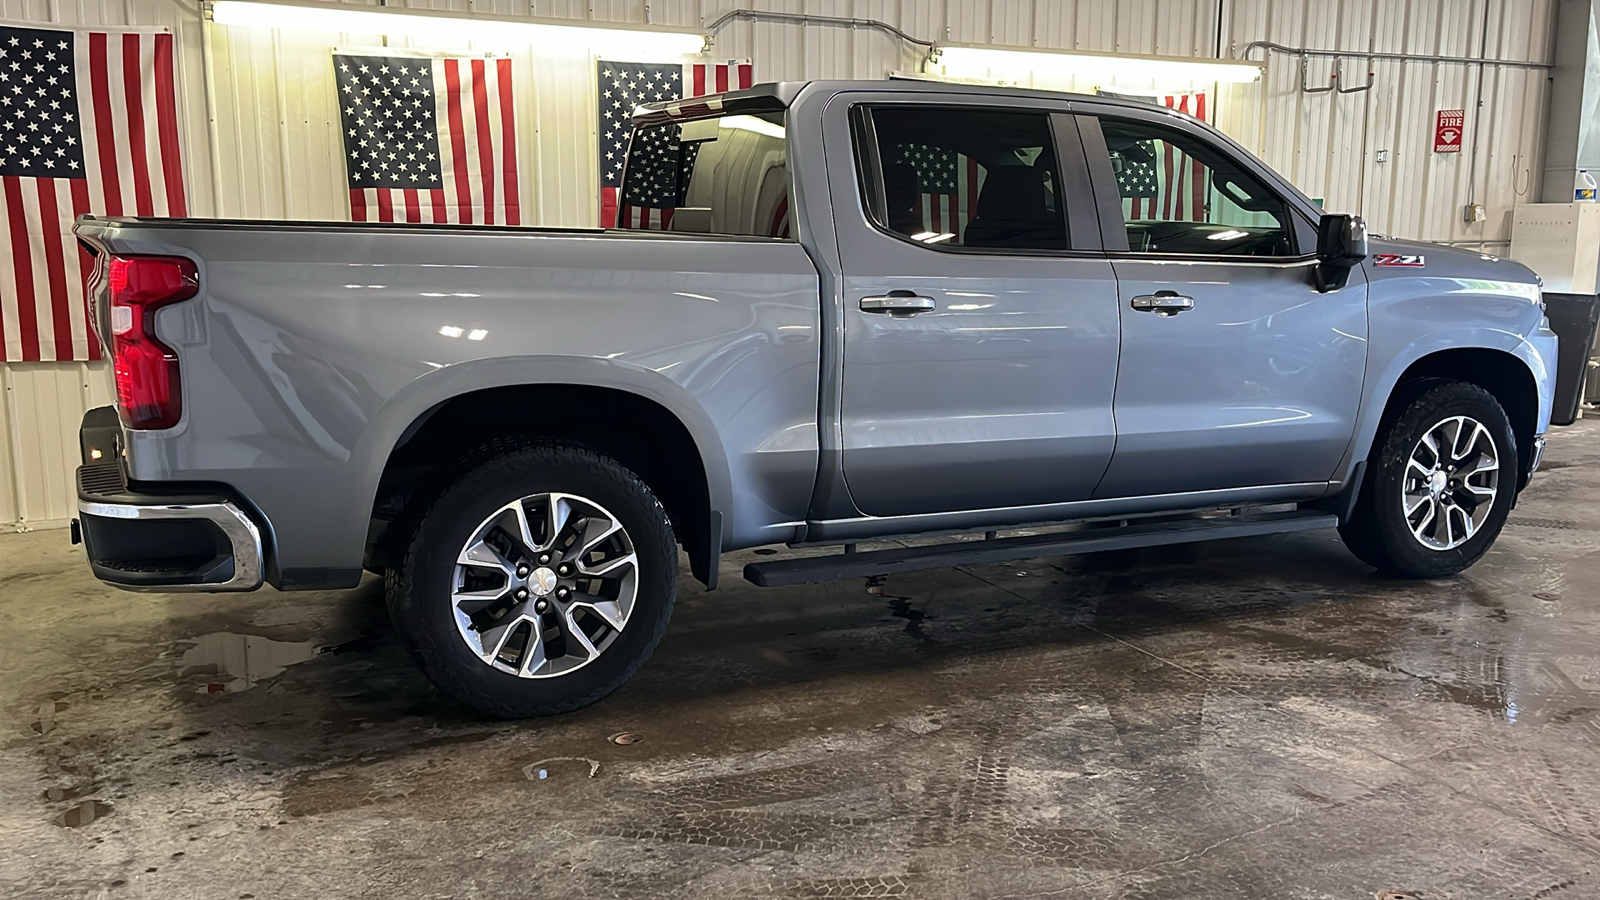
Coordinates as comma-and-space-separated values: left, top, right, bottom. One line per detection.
861, 290, 937, 317
1130, 291, 1195, 316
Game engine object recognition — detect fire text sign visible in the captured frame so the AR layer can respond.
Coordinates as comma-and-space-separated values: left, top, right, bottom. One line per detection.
1435, 109, 1465, 153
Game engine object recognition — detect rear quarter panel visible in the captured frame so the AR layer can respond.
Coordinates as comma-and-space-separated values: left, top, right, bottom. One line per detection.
78, 221, 821, 583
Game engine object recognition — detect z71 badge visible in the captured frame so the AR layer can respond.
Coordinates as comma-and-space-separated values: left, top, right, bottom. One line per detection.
1373, 254, 1426, 267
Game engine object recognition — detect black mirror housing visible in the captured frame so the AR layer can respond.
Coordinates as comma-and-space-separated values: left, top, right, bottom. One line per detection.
1314, 214, 1368, 292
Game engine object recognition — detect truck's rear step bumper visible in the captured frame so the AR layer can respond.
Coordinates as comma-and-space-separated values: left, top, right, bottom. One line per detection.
743, 508, 1337, 587
73, 407, 265, 592
77, 494, 264, 592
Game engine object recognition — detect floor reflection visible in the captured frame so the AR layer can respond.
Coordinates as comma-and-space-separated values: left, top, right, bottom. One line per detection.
178, 632, 320, 693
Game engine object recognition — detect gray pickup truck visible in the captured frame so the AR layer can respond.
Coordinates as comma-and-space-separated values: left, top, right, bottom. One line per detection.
72, 80, 1557, 717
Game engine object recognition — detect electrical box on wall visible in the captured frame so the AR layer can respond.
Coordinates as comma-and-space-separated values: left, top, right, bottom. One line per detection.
1510, 204, 1600, 294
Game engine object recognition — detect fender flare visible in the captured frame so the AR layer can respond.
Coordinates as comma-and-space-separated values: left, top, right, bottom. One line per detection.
346, 355, 735, 544
1331, 327, 1549, 488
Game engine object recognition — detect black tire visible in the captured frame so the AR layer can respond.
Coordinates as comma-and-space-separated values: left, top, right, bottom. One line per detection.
1339, 381, 1517, 578
386, 442, 677, 718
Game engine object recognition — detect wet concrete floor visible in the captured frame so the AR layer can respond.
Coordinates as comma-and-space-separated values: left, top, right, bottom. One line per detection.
5, 424, 1600, 899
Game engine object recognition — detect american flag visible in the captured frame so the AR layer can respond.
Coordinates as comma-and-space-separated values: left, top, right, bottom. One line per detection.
598, 59, 753, 230
1, 25, 185, 363
895, 142, 984, 241
1120, 92, 1208, 221
335, 51, 519, 225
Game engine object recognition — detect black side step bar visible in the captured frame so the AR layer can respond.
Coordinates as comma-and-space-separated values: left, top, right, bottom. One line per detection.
743, 509, 1338, 587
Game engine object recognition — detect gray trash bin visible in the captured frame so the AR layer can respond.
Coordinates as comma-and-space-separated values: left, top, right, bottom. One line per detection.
1542, 292, 1600, 426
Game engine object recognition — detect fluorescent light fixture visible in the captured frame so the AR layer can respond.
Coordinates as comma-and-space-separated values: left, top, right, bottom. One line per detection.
911, 231, 956, 244
1207, 229, 1250, 241
439, 325, 464, 338
467, 328, 489, 341
209, 0, 706, 59
935, 45, 1262, 90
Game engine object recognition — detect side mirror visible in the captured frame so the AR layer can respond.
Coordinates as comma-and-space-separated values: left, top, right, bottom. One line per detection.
1314, 214, 1368, 292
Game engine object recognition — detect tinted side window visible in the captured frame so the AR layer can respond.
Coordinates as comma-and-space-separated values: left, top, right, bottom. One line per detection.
619, 112, 791, 238
1097, 118, 1295, 257
864, 107, 1067, 251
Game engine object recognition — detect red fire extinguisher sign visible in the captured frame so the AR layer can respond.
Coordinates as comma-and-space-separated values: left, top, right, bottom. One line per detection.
1435, 109, 1464, 153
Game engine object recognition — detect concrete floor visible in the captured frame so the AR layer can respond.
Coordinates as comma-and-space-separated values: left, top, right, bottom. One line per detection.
5, 427, 1600, 900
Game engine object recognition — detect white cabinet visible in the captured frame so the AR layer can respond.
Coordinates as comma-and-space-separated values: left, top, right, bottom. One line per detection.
1511, 203, 1600, 294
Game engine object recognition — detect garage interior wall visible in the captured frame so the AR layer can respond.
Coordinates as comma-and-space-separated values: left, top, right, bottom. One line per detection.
0, 0, 1558, 530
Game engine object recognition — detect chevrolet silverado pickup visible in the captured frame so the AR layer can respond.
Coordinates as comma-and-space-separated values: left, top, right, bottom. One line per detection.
71, 80, 1557, 717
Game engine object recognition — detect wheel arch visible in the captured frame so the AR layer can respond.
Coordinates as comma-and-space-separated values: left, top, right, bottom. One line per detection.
1352, 343, 1542, 491
356, 362, 731, 588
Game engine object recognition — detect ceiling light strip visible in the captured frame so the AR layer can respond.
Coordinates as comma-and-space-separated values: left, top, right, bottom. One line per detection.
935, 45, 1264, 88
208, 0, 707, 58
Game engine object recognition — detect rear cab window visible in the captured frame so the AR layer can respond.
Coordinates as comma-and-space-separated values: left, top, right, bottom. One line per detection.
617, 111, 792, 238
854, 106, 1070, 252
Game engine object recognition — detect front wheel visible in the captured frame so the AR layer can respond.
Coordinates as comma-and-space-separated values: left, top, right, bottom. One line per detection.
387, 443, 677, 718
1339, 381, 1516, 578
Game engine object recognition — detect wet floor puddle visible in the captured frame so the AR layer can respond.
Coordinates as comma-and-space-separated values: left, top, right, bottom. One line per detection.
178, 632, 320, 693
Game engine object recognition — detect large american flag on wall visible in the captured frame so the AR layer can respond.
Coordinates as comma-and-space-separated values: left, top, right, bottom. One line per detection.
1120, 92, 1209, 221
1, 25, 185, 363
334, 51, 519, 225
597, 59, 753, 229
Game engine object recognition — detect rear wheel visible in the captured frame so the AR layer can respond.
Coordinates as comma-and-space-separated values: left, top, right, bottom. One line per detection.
387, 443, 677, 717
1339, 381, 1516, 578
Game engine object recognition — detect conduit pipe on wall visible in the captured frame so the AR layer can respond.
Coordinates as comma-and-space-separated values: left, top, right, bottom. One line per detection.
200, 1, 226, 217
704, 9, 935, 53
1239, 40, 1553, 71
708, 11, 1262, 90
705, 19, 1556, 74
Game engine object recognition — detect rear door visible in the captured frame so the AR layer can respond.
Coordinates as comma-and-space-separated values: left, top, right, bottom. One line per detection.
1078, 110, 1368, 498
824, 97, 1122, 517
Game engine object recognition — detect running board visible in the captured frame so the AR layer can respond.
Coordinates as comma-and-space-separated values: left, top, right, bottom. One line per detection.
743, 509, 1337, 588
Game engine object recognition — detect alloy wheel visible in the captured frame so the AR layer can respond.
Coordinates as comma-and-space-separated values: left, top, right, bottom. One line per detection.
450, 492, 638, 678
1401, 415, 1500, 551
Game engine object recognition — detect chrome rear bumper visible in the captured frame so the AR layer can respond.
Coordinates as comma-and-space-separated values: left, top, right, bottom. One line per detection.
76, 497, 264, 592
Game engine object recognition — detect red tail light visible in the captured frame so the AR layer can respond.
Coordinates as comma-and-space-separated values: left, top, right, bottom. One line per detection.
108, 255, 198, 430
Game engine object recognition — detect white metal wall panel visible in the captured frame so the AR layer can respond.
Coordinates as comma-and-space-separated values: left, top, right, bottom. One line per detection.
0, 369, 15, 527
1214, 0, 1552, 247
0, 0, 1560, 529
1, 363, 113, 530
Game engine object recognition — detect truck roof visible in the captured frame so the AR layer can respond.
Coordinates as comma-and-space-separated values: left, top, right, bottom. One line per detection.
633, 79, 1204, 123
630, 77, 1313, 217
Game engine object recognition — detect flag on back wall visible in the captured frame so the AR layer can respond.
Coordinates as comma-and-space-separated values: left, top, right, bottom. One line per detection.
334, 50, 520, 225
597, 59, 753, 229
1119, 91, 1209, 221
1, 25, 186, 363
895, 142, 984, 241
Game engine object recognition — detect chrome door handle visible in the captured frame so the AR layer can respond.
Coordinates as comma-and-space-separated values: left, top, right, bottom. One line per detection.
860, 291, 937, 317
1130, 291, 1195, 316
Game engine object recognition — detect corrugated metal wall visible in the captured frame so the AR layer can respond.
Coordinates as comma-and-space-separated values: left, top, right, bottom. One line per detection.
0, 0, 1558, 529
2, 361, 114, 529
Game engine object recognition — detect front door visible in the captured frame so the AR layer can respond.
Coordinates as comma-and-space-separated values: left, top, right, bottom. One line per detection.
827, 101, 1122, 517
1081, 112, 1369, 498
